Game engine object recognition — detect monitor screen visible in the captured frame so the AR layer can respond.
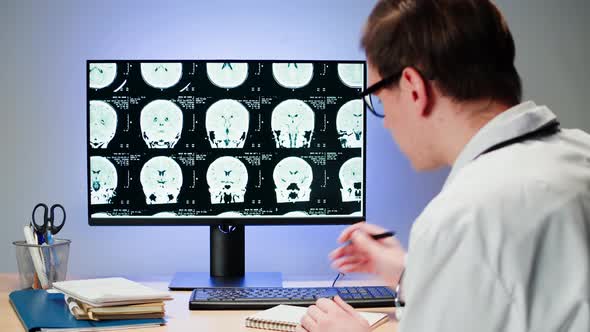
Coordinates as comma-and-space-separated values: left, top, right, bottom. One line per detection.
87, 60, 366, 225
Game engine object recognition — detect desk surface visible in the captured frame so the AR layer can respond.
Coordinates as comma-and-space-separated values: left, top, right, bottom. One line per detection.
0, 273, 398, 332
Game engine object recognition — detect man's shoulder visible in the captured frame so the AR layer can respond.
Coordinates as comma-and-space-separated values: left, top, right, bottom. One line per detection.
451, 130, 590, 202
415, 133, 590, 239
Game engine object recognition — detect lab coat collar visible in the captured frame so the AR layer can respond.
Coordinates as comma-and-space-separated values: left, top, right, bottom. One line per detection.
444, 101, 557, 188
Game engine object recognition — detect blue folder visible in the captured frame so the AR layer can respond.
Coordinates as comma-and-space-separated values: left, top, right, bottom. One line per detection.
9, 289, 166, 332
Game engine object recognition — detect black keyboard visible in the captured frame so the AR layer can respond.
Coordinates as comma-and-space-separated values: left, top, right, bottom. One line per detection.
189, 286, 397, 310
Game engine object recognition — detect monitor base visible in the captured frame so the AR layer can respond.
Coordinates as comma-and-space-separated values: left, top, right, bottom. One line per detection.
168, 272, 283, 290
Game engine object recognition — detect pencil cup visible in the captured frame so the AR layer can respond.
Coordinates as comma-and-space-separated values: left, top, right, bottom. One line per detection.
13, 239, 71, 290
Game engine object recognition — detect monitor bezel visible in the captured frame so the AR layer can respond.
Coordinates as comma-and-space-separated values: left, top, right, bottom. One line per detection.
87, 59, 367, 226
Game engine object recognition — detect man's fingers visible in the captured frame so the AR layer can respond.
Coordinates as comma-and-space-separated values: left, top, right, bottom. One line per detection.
316, 297, 339, 313
328, 244, 355, 260
295, 324, 308, 332
334, 296, 370, 325
338, 222, 389, 243
339, 263, 371, 274
306, 305, 324, 322
332, 229, 390, 261
333, 296, 361, 317
331, 254, 367, 265
331, 256, 368, 270
300, 314, 317, 332
337, 221, 366, 243
349, 230, 383, 257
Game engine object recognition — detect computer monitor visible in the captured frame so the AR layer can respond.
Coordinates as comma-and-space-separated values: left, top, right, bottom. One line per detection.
87, 60, 366, 288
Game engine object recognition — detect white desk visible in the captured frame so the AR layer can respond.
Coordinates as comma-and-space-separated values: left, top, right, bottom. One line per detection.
0, 274, 398, 331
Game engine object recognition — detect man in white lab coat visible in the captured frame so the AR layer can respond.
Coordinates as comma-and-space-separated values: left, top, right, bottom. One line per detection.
297, 1, 590, 331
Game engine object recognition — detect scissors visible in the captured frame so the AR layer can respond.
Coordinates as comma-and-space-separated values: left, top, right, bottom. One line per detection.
32, 203, 66, 245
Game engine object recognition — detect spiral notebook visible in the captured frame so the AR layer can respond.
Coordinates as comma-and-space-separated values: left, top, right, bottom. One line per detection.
245, 304, 388, 332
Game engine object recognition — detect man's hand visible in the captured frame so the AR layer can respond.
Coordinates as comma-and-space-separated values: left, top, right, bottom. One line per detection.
296, 296, 370, 332
329, 222, 406, 286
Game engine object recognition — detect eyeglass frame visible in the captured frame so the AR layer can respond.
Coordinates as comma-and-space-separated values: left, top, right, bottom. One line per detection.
360, 71, 401, 118
360, 67, 434, 118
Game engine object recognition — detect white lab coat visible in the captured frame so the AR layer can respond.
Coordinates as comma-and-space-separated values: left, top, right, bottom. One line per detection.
399, 101, 590, 332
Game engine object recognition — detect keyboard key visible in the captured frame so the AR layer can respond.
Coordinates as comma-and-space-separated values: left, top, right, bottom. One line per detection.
234, 297, 291, 302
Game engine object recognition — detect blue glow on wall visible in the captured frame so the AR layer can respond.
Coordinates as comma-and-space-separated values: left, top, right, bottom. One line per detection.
1, 0, 448, 277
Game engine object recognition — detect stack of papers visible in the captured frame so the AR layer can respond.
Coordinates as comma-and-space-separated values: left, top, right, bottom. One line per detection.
52, 278, 172, 321
65, 296, 166, 321
9, 289, 166, 332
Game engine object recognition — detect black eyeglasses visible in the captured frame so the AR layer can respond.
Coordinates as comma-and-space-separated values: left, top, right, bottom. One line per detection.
359, 71, 402, 118
360, 68, 433, 118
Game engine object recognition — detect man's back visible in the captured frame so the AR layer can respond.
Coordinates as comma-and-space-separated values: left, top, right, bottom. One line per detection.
402, 106, 590, 331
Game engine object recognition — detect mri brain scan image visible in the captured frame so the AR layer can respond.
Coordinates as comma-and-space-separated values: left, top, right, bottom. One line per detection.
337, 63, 364, 88
206, 157, 248, 204
273, 157, 313, 203
89, 100, 118, 149
89, 63, 117, 89
339, 157, 362, 202
337, 99, 363, 148
206, 62, 249, 88
272, 63, 314, 89
271, 99, 314, 148
140, 156, 183, 204
140, 63, 183, 89
206, 99, 249, 148
90, 156, 118, 205
140, 99, 183, 149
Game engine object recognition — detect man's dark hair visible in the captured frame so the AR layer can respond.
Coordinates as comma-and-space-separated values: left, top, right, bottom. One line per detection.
362, 0, 522, 105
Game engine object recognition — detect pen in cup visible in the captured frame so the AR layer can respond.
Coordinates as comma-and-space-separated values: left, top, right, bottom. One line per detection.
23, 224, 49, 288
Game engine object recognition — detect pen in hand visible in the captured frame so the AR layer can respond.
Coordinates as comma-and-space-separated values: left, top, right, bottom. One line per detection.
342, 231, 396, 247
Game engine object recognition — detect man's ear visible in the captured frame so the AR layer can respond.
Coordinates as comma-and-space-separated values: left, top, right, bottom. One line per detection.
399, 67, 430, 116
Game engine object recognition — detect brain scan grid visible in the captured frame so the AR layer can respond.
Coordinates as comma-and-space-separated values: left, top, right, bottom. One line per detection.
88, 61, 365, 219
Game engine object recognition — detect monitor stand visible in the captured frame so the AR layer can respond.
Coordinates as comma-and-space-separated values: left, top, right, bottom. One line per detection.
168, 225, 283, 290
